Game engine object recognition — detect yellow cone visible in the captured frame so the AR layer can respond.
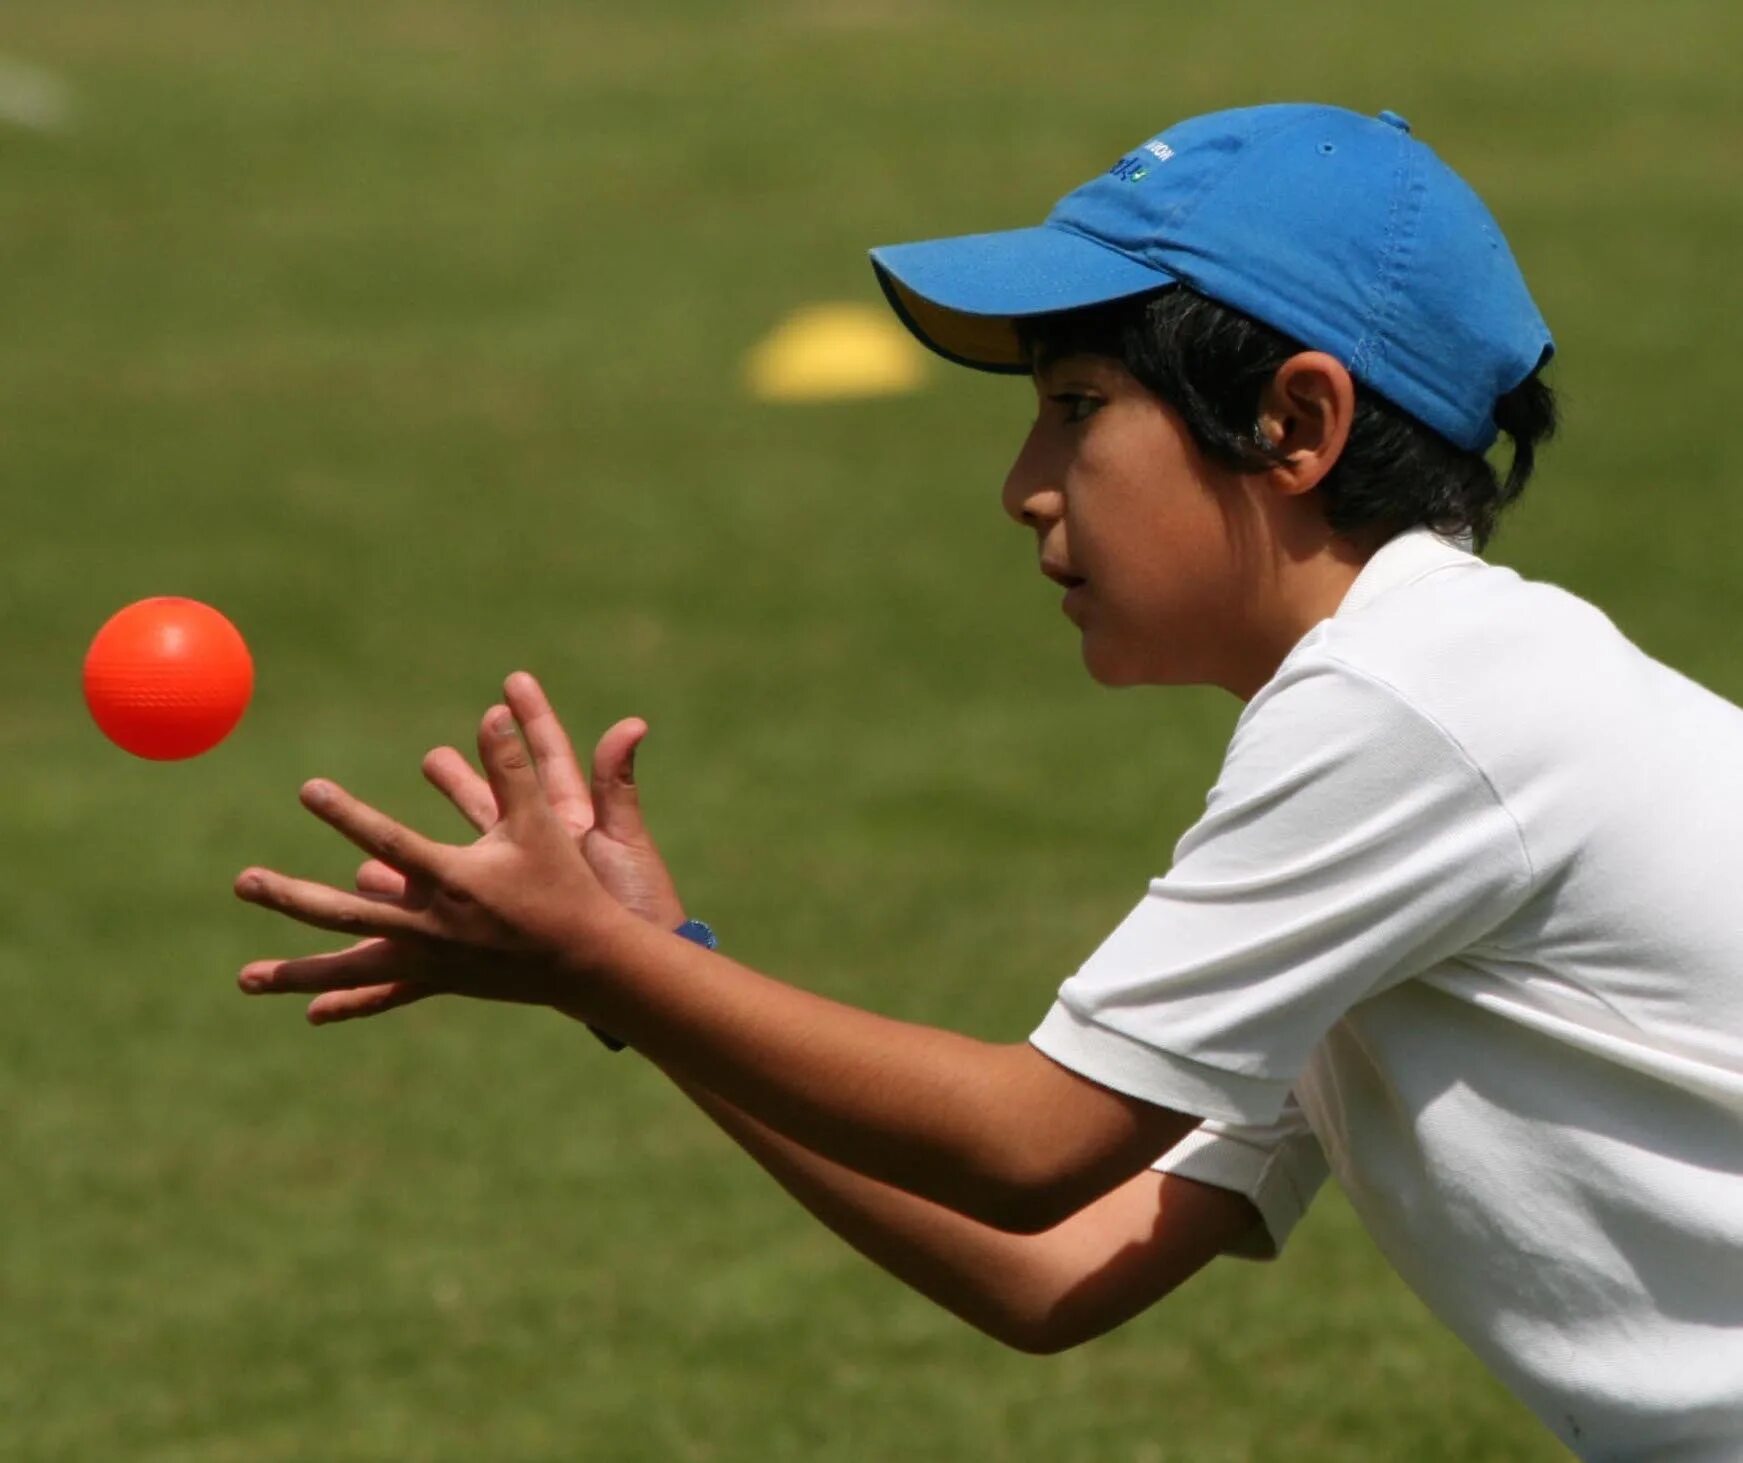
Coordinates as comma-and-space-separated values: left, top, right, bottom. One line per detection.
744, 302, 927, 402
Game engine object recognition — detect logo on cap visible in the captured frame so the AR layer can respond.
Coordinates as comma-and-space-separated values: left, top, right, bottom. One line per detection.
1110, 138, 1176, 183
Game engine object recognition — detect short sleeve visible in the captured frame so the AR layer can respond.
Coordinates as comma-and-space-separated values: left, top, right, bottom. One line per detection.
1152, 1097, 1328, 1260
1031, 651, 1534, 1126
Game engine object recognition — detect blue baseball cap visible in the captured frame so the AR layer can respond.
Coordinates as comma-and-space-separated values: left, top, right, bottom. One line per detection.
870, 103, 1552, 453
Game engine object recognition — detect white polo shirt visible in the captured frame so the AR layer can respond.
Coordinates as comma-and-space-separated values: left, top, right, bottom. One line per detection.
1031, 527, 1743, 1461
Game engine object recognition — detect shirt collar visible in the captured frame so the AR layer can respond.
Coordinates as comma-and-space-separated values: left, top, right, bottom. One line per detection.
1335, 525, 1481, 620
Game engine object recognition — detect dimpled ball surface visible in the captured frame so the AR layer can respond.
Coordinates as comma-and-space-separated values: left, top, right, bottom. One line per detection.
82, 597, 255, 760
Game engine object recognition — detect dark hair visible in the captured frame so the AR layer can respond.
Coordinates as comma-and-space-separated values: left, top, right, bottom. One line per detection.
1016, 288, 1556, 553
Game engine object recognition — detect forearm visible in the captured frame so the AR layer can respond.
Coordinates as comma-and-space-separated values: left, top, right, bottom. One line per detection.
658, 1064, 1248, 1355
567, 917, 1190, 1231
665, 1067, 1078, 1351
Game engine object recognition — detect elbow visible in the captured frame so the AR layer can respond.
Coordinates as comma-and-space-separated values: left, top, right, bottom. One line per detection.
980, 1283, 1165, 1356
956, 1304, 1078, 1356
998, 1321, 1079, 1357
980, 1305, 1103, 1356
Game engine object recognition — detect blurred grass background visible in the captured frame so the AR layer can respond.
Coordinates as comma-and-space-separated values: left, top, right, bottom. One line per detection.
2, 1, 1739, 1457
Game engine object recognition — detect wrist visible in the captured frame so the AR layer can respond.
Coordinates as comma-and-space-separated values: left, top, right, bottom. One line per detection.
556, 898, 642, 981
565, 914, 718, 1051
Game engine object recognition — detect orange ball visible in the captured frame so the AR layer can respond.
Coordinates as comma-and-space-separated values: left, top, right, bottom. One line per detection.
83, 597, 255, 760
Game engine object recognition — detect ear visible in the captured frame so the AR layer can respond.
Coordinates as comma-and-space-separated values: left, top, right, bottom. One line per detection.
1253, 352, 1356, 496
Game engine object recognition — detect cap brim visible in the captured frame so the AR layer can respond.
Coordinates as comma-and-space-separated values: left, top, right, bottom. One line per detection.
869, 224, 1172, 373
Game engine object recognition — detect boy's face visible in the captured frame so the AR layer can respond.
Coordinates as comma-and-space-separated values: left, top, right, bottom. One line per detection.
1004, 352, 1264, 691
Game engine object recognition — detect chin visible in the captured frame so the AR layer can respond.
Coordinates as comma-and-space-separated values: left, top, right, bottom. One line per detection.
1080, 637, 1148, 688
1081, 631, 1200, 689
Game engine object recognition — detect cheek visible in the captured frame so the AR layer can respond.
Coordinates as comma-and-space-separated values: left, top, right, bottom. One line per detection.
1069, 500, 1183, 612
1074, 507, 1240, 684
1089, 466, 1236, 593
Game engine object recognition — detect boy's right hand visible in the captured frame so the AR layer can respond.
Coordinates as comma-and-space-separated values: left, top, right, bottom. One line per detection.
353, 671, 687, 931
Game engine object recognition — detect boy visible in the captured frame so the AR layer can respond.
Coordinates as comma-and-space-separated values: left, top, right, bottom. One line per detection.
235, 105, 1743, 1458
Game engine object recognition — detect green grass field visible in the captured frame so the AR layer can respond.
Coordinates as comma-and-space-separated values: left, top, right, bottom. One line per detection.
2, 2, 1739, 1457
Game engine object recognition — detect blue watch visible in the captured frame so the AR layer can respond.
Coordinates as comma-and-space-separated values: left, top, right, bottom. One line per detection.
674, 918, 718, 950
589, 918, 717, 1052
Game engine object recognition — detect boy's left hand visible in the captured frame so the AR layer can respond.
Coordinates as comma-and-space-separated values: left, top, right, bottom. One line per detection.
236, 701, 627, 1016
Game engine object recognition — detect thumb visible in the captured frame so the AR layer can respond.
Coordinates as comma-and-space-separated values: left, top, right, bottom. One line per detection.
590, 718, 649, 840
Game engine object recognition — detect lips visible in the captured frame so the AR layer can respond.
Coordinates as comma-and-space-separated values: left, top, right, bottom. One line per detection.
1040, 562, 1087, 589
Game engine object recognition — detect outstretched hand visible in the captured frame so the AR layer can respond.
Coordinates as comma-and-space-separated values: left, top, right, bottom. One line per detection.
236, 680, 643, 1024
355, 672, 685, 929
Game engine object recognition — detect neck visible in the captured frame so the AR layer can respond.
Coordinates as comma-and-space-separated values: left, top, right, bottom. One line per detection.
1221, 516, 1387, 701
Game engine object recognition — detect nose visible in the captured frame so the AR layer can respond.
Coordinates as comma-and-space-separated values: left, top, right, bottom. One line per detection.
1001, 422, 1065, 529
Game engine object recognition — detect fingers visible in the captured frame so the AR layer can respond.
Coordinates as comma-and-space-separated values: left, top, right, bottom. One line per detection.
355, 859, 407, 898
422, 746, 498, 834
355, 859, 441, 914
589, 718, 650, 840
307, 981, 436, 1026
238, 937, 411, 995
505, 672, 594, 828
236, 866, 431, 941
477, 703, 542, 824
298, 779, 452, 882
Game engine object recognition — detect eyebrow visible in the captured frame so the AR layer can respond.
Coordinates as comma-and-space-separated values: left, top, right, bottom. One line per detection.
1030, 345, 1079, 378
1029, 340, 1075, 374
1016, 327, 1077, 375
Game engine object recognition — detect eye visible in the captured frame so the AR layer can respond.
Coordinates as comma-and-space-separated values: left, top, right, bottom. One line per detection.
1048, 392, 1102, 425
